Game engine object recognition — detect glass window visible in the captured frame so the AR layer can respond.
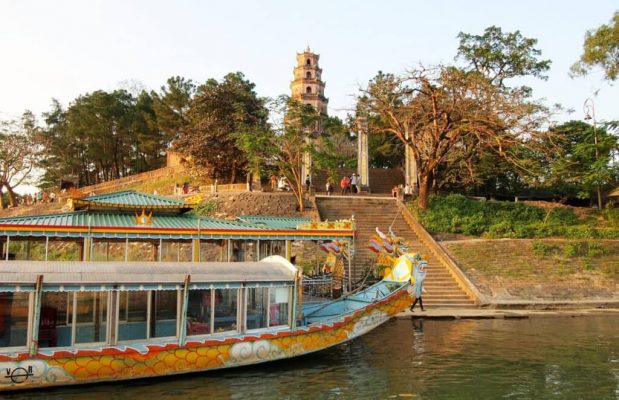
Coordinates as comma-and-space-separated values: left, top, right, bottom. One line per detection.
161, 240, 192, 262
213, 289, 237, 333
127, 240, 158, 262
0, 292, 30, 348
0, 237, 7, 260
150, 291, 178, 338
269, 288, 290, 327
230, 240, 257, 262
91, 239, 126, 261
246, 288, 269, 330
179, 242, 192, 262
8, 239, 46, 261
118, 291, 148, 341
187, 289, 212, 336
74, 292, 108, 344
199, 240, 227, 262
47, 239, 82, 261
259, 240, 285, 258
38, 292, 71, 347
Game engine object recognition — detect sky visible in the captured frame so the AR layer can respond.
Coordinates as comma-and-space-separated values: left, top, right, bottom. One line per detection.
0, 1, 617, 129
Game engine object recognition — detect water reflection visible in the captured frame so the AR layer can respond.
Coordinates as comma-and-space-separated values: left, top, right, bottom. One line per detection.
6, 317, 619, 400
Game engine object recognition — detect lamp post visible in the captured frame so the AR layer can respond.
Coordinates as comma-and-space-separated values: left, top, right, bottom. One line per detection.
583, 98, 603, 209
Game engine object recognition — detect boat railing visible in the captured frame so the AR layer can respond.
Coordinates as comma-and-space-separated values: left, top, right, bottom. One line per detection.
302, 280, 407, 325
302, 275, 333, 304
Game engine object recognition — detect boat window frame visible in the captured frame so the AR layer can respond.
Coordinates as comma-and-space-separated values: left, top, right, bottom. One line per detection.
0, 291, 33, 353
115, 289, 181, 345
244, 286, 292, 334
71, 291, 111, 347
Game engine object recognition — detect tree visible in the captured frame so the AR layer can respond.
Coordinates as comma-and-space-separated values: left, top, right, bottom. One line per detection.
38, 89, 169, 188
175, 72, 268, 183
311, 116, 357, 180
151, 76, 195, 142
360, 66, 549, 209
544, 121, 619, 204
571, 12, 619, 81
0, 112, 39, 208
457, 25, 551, 88
236, 96, 322, 211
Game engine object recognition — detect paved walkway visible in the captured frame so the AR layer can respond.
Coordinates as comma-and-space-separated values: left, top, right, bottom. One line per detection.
396, 307, 619, 320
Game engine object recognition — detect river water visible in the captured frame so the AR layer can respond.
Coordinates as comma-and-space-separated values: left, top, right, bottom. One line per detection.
7, 316, 619, 400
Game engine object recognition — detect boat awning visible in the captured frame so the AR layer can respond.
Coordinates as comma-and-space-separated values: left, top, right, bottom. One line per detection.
0, 256, 297, 292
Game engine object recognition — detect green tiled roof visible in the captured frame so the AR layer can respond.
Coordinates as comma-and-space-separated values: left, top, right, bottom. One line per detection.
0, 211, 260, 230
0, 211, 352, 240
76, 190, 187, 208
238, 215, 312, 229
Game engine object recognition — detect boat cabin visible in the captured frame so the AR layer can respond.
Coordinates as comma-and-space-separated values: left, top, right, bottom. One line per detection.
0, 257, 298, 353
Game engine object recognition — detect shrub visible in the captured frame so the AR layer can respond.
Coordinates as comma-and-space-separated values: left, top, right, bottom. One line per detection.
531, 241, 558, 256
587, 242, 608, 257
486, 221, 516, 238
414, 194, 619, 239
563, 242, 582, 257
547, 208, 580, 225
194, 201, 219, 216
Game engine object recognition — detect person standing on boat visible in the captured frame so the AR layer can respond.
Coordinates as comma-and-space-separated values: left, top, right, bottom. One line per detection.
410, 261, 427, 312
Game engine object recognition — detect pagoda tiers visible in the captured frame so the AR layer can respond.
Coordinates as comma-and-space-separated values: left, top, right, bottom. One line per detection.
0, 190, 353, 263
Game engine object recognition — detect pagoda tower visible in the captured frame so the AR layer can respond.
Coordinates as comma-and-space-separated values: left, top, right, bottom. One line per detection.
290, 47, 329, 115
290, 47, 329, 185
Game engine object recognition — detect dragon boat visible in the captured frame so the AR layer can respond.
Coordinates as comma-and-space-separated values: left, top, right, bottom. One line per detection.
0, 255, 417, 391
0, 190, 422, 391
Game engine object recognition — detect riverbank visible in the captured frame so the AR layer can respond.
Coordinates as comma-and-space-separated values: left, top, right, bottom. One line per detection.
396, 306, 619, 320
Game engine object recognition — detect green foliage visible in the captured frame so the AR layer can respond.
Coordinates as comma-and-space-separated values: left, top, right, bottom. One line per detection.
587, 242, 608, 257
457, 25, 551, 87
193, 201, 219, 217
571, 11, 619, 81
531, 241, 559, 256
39, 89, 167, 188
415, 194, 619, 239
602, 206, 619, 227
175, 72, 269, 183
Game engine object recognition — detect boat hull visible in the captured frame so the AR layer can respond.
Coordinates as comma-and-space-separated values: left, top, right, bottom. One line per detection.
0, 288, 411, 391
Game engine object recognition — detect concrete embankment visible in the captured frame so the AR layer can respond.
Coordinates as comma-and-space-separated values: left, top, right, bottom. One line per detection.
396, 307, 619, 320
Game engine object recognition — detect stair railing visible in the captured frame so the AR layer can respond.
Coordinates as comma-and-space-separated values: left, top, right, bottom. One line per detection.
397, 201, 489, 306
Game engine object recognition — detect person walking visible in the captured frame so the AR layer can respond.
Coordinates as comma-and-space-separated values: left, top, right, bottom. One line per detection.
326, 177, 334, 196
410, 261, 428, 312
351, 173, 359, 194
340, 175, 350, 195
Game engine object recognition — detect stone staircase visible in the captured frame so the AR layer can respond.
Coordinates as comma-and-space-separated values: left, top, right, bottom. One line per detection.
315, 195, 476, 308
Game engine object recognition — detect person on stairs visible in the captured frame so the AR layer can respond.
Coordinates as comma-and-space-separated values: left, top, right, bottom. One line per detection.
410, 261, 428, 312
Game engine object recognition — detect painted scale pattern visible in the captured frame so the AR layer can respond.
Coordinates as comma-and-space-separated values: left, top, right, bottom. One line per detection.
0, 291, 411, 391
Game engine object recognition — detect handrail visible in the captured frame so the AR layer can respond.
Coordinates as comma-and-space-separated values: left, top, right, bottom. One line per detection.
397, 201, 488, 306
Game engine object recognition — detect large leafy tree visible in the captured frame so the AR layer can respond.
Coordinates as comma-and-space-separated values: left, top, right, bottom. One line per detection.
544, 121, 619, 204
39, 90, 165, 188
360, 66, 550, 209
456, 25, 551, 89
571, 11, 619, 81
175, 72, 268, 183
0, 112, 39, 208
236, 96, 323, 211
151, 76, 195, 142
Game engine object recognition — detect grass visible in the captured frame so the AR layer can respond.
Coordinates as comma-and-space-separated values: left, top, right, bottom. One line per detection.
446, 239, 619, 282
413, 194, 619, 239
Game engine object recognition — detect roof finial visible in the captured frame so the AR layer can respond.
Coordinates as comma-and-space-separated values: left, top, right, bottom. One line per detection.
305, 44, 311, 53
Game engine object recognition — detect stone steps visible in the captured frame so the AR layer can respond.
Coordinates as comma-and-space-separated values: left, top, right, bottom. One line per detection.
316, 195, 475, 308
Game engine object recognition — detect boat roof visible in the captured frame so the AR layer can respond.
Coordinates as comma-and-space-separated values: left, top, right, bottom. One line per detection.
0, 191, 354, 240
71, 190, 193, 213
0, 256, 297, 291
238, 215, 312, 229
